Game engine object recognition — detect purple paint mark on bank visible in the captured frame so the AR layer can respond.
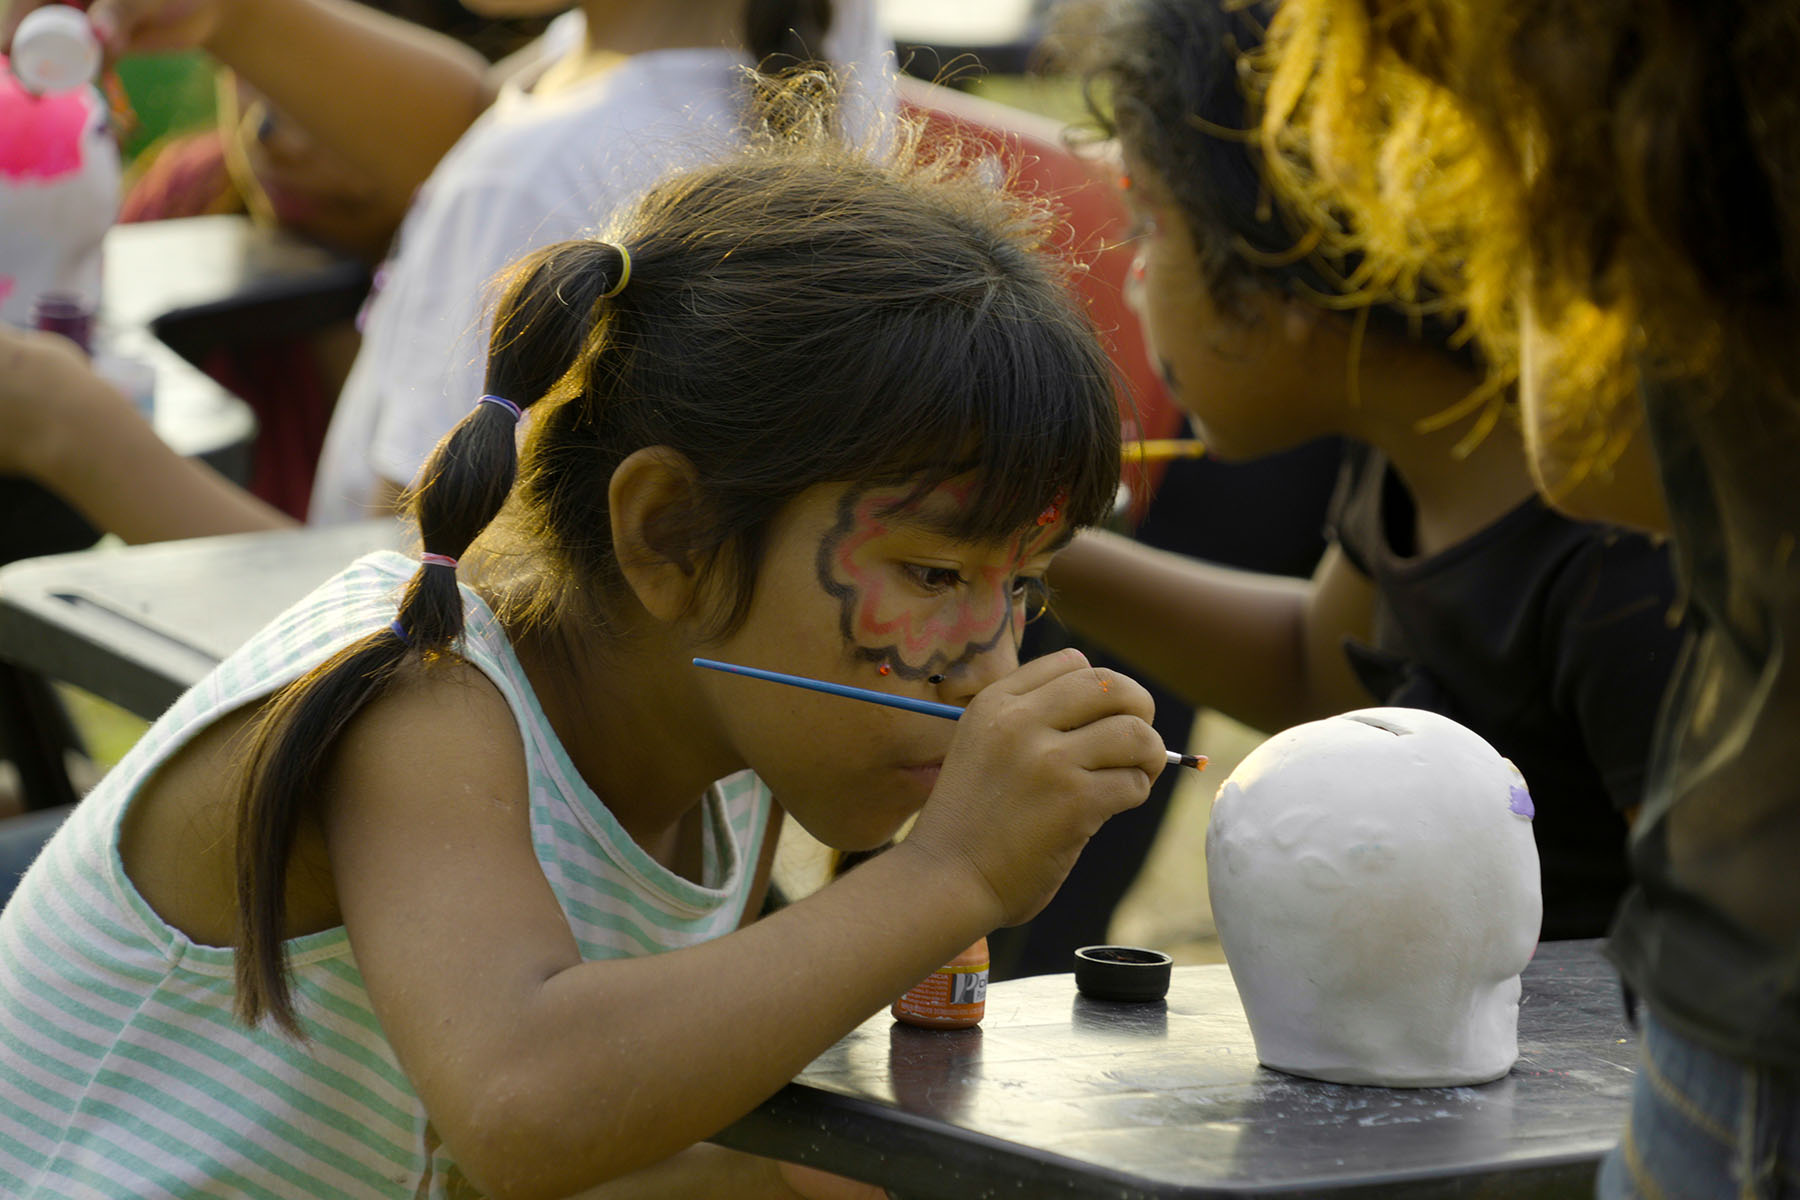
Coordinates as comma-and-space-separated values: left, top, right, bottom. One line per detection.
1508, 785, 1535, 820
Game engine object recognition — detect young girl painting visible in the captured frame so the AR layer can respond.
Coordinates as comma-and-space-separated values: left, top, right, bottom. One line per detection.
0, 114, 1166, 1198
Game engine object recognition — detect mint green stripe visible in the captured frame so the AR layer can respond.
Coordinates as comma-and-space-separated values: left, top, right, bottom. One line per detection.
85, 1057, 404, 1194
8, 925, 174, 1046
40, 1089, 293, 1198
0, 1120, 182, 1200
6, 972, 415, 1185
5, 1066, 267, 1199
2, 1068, 78, 1141
154, 978, 409, 1116
27, 866, 172, 980
3, 919, 162, 1011
545, 847, 716, 930
9, 904, 416, 1155
559, 905, 663, 956
543, 816, 731, 921
3, 973, 115, 1070
296, 968, 408, 1073
123, 1002, 416, 1169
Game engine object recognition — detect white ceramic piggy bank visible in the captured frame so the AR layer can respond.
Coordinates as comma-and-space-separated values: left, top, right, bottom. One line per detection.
1206, 707, 1542, 1087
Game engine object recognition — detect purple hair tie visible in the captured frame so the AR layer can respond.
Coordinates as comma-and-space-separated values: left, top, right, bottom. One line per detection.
477, 394, 523, 422
388, 618, 407, 642
420, 552, 459, 570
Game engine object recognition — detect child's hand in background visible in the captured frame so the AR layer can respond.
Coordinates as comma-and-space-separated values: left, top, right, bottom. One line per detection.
907, 648, 1165, 929
3, 0, 225, 60
0, 323, 130, 481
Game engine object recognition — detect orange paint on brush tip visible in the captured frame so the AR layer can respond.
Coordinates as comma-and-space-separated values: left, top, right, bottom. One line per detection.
893, 937, 989, 1029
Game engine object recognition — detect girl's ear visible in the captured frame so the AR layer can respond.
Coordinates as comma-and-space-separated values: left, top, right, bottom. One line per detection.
610, 446, 705, 623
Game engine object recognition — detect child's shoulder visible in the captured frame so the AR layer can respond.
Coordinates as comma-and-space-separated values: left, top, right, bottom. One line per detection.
340, 652, 519, 771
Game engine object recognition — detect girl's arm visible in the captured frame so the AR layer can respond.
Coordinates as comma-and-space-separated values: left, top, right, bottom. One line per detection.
5, 0, 494, 216
1046, 529, 1374, 733
563, 1144, 886, 1199
203, 0, 493, 211
0, 326, 295, 541
324, 650, 1162, 1200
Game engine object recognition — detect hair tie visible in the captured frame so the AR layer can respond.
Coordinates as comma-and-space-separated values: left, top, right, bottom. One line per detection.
388, 618, 408, 642
599, 244, 632, 299
477, 394, 523, 422
420, 552, 459, 570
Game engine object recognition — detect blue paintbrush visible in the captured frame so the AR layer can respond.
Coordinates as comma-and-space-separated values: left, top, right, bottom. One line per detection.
693, 657, 1206, 770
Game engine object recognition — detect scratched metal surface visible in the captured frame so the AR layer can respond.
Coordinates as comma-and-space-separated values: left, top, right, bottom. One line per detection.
716, 939, 1634, 1198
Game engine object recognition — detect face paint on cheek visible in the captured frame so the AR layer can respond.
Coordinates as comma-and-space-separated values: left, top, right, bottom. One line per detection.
815, 485, 1020, 679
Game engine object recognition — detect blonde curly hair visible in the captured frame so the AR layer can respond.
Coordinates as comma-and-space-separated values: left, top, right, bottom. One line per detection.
1254, 0, 1800, 491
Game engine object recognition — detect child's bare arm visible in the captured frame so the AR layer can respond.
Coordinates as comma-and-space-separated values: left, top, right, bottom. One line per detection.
0, 326, 295, 542
1047, 528, 1374, 732
1299, 544, 1381, 718
560, 1144, 886, 1199
3, 0, 493, 216
323, 650, 1160, 1200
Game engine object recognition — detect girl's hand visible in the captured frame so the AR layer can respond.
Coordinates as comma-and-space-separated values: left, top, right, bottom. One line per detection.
0, 324, 110, 479
906, 649, 1165, 928
3, 0, 227, 60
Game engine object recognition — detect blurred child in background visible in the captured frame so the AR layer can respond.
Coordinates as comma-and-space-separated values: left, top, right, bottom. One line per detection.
1048, 0, 1685, 940
1255, 0, 1799, 1191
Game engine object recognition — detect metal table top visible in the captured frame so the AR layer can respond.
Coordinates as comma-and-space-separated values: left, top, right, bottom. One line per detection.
715, 938, 1633, 1198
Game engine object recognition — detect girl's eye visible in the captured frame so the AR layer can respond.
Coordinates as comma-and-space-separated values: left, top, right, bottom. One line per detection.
904, 564, 966, 593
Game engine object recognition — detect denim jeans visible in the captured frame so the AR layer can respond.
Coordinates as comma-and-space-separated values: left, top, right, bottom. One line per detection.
1599, 1008, 1800, 1199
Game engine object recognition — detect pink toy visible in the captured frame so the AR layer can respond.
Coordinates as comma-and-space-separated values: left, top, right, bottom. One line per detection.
0, 10, 119, 327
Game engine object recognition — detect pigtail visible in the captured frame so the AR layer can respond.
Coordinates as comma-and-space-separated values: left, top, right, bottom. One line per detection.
232, 240, 631, 1035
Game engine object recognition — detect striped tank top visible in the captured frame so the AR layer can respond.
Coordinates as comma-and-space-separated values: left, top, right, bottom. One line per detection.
0, 551, 774, 1197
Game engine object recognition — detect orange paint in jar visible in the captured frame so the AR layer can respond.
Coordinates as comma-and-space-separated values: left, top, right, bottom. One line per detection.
892, 937, 988, 1028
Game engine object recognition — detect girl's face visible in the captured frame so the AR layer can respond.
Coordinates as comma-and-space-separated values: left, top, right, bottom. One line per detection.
695, 477, 1068, 851
1121, 153, 1341, 458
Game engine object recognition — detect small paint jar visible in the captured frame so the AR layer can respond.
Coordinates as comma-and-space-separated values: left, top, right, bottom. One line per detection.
30, 293, 95, 352
892, 937, 988, 1029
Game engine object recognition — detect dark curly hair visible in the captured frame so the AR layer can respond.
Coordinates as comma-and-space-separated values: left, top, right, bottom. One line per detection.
1060, 0, 1468, 354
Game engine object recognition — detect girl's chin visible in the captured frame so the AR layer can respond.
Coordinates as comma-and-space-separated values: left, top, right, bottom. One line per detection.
796, 805, 918, 858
